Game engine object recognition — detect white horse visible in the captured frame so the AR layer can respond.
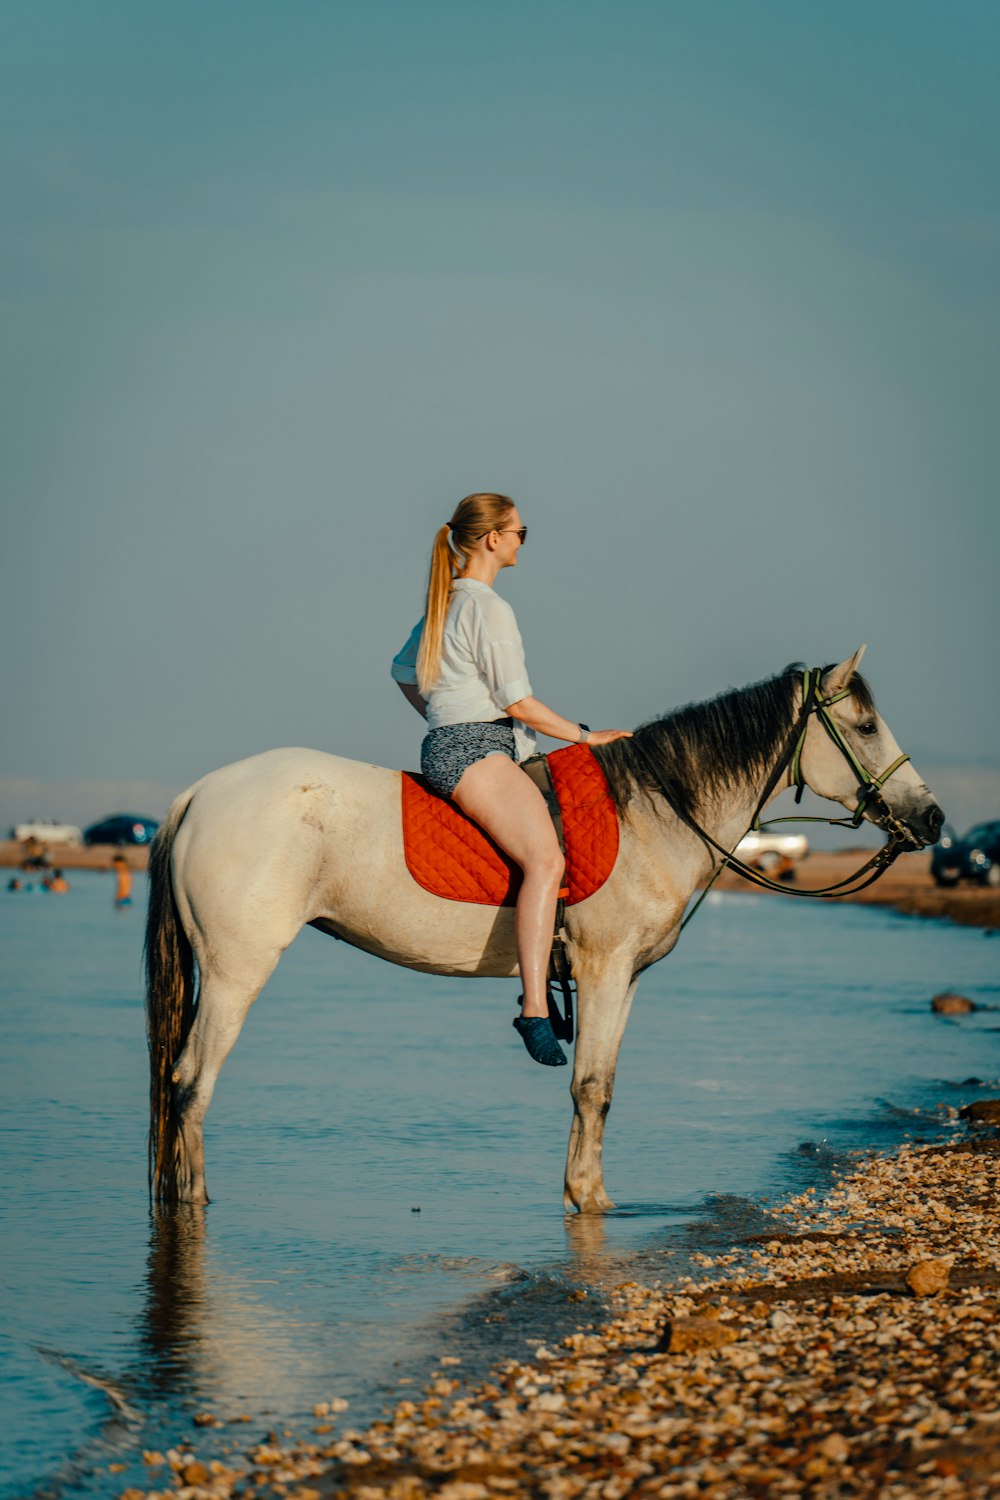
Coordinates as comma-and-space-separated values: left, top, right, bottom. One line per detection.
146, 648, 943, 1211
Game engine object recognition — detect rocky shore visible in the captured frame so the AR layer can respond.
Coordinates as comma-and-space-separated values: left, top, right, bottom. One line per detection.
121, 1126, 1000, 1500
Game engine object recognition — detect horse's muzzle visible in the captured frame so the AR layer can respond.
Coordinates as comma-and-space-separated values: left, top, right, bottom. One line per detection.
904, 800, 946, 849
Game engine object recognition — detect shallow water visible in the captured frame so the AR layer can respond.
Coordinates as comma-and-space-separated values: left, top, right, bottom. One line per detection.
1, 871, 997, 1498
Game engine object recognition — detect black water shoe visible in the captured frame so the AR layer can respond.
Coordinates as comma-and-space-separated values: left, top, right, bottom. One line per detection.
513, 1015, 568, 1067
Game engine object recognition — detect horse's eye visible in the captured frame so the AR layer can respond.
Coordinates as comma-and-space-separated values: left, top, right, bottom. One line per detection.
858, 720, 878, 737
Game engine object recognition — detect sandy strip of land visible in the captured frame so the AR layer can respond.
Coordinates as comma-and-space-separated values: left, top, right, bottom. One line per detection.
717, 851, 1000, 930
121, 1127, 1000, 1500
3, 846, 997, 929
0, 840, 149, 870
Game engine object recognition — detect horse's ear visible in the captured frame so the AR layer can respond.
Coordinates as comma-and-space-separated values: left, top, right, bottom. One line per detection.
822, 644, 867, 698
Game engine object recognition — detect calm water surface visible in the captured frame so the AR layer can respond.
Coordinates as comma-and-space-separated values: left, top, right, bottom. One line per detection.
1, 870, 997, 1498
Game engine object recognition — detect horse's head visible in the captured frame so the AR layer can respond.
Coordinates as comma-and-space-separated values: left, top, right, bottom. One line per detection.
797, 646, 945, 849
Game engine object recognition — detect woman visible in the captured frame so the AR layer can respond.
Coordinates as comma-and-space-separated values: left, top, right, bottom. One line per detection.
392, 493, 632, 1067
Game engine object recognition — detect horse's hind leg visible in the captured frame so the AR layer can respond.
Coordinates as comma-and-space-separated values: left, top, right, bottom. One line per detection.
170, 950, 283, 1203
564, 960, 638, 1214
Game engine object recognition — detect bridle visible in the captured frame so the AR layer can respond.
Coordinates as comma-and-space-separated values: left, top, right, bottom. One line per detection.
627, 667, 919, 931
756, 665, 915, 847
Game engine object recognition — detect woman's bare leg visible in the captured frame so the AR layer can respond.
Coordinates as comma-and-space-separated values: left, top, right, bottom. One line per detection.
451, 755, 564, 1017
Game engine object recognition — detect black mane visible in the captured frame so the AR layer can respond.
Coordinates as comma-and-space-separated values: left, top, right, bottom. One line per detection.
593, 664, 875, 822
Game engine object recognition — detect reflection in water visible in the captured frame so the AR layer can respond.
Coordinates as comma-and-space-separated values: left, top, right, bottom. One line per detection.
20, 1213, 210, 1500
135, 1205, 208, 1402
129, 1205, 334, 1419
563, 1206, 608, 1278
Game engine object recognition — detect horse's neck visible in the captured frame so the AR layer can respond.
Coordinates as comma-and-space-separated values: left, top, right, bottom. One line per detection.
670, 760, 790, 870
701, 778, 771, 852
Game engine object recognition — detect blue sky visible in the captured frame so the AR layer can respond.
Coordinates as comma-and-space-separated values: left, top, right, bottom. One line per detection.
2, 1, 998, 830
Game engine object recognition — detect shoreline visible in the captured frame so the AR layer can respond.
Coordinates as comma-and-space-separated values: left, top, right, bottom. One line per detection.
0, 839, 149, 871
119, 1127, 1000, 1500
3, 847, 998, 930
716, 850, 1000, 930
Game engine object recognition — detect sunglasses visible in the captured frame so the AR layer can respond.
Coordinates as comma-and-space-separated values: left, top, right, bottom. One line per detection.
479, 526, 527, 543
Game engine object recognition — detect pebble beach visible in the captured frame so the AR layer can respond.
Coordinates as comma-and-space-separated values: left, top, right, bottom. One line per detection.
119, 1126, 1000, 1500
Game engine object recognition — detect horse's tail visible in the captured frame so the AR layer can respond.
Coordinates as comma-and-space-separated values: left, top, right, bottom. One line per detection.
144, 786, 197, 1203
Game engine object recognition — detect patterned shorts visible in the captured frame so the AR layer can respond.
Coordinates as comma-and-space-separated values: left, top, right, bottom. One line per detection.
420, 719, 517, 797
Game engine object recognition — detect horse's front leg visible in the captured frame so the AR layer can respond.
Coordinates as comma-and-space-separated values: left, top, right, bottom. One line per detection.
564, 960, 639, 1214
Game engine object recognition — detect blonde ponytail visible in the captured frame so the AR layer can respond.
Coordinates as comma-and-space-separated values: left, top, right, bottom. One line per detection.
415, 493, 515, 694
416, 526, 460, 694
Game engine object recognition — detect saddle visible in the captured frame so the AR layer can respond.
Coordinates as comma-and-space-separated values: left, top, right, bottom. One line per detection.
400, 743, 620, 1043
400, 742, 618, 906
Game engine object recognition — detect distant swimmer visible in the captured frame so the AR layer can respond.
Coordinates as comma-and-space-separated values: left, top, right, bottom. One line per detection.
44, 870, 70, 893
20, 835, 49, 871
7, 876, 23, 891
112, 853, 133, 908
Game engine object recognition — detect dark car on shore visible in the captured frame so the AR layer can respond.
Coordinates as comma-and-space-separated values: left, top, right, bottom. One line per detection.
931, 819, 1000, 888
83, 814, 160, 847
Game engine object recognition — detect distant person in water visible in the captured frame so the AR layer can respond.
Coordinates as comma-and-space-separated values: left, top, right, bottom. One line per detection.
43, 870, 69, 893
20, 835, 49, 871
7, 876, 23, 891
112, 854, 133, 908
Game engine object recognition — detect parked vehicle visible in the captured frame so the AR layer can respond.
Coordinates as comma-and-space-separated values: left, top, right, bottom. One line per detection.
9, 819, 82, 845
931, 819, 1000, 888
83, 814, 160, 847
735, 828, 809, 870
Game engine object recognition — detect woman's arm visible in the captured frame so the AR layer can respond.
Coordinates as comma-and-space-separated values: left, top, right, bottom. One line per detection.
505, 695, 631, 746
472, 596, 631, 745
391, 620, 426, 717
397, 682, 428, 718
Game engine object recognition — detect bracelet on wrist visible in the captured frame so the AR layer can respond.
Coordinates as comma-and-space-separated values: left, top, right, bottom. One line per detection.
577, 722, 591, 744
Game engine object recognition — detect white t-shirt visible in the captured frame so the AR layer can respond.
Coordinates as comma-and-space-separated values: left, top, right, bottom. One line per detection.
392, 579, 538, 762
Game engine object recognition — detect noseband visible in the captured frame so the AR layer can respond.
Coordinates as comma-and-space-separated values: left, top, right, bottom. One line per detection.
632, 667, 919, 931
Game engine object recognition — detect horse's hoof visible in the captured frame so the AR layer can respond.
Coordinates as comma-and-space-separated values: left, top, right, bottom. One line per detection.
564, 1186, 616, 1214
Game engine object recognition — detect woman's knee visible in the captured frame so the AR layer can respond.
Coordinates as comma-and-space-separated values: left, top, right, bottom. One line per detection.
524, 839, 565, 886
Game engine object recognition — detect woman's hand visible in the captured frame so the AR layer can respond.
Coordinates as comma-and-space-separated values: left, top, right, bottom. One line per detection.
586, 729, 633, 746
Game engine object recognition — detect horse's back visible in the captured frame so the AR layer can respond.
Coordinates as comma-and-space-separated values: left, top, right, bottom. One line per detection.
166, 745, 513, 975
190, 745, 399, 795
171, 747, 401, 891
180, 746, 399, 818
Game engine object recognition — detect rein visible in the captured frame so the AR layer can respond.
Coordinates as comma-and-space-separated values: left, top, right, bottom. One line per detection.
628, 667, 916, 932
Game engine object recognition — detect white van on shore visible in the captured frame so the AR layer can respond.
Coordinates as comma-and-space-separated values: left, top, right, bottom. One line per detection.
10, 819, 83, 845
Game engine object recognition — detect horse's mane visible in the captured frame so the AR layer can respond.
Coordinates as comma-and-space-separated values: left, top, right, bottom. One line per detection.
593, 663, 876, 821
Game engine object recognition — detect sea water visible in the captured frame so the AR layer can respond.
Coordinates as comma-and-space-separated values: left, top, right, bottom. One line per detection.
1, 870, 996, 1498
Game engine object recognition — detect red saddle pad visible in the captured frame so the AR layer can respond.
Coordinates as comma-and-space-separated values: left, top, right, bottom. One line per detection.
400, 742, 619, 907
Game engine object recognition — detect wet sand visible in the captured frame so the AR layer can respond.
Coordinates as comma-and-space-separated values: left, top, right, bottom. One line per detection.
120, 1130, 1000, 1500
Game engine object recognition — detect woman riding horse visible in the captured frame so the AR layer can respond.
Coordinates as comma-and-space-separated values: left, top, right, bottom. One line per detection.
391, 493, 632, 1066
